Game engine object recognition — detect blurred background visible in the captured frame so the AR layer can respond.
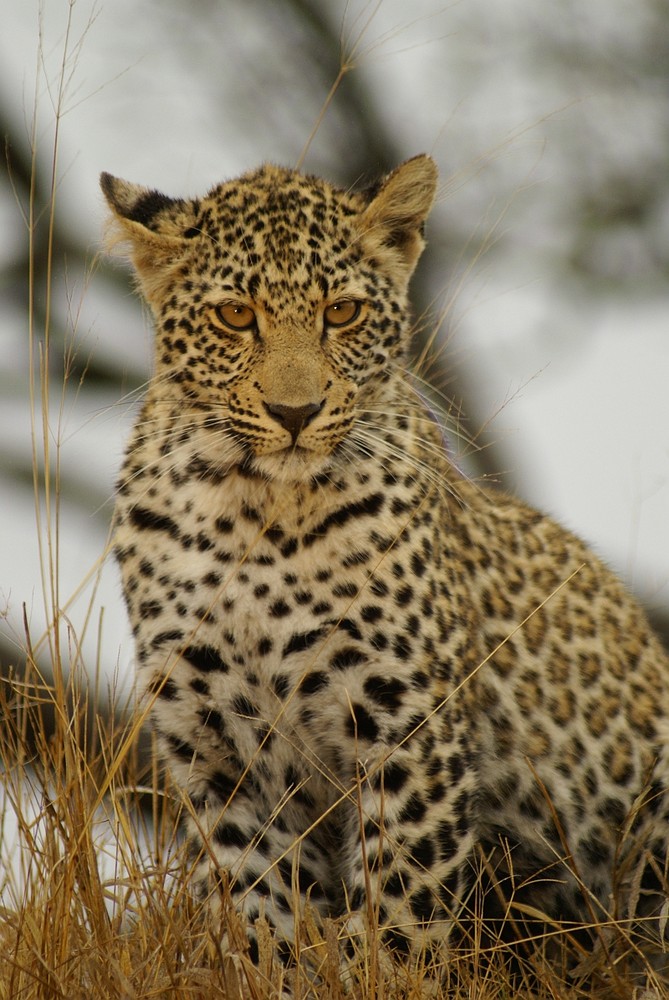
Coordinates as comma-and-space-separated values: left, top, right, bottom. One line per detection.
1, 0, 667, 701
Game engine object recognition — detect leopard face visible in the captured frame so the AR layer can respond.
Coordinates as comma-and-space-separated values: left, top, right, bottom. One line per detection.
102, 159, 436, 483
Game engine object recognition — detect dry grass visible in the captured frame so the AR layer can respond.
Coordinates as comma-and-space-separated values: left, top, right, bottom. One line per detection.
1, 653, 665, 998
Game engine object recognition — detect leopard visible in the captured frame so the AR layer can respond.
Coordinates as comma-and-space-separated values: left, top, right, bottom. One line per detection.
102, 155, 669, 986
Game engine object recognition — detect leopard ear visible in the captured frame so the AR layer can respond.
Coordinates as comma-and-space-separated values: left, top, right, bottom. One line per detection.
359, 155, 438, 280
100, 173, 196, 238
101, 173, 198, 306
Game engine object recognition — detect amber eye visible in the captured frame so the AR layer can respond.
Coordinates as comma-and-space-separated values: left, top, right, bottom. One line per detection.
324, 300, 362, 328
214, 302, 256, 331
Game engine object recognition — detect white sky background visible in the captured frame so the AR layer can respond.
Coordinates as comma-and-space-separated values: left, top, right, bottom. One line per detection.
0, 0, 667, 694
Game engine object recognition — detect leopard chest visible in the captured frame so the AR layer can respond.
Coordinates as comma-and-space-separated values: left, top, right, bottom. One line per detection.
117, 472, 452, 766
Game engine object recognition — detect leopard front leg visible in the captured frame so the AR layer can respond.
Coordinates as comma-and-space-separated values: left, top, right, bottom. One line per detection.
148, 678, 336, 970
182, 759, 340, 966
337, 738, 478, 983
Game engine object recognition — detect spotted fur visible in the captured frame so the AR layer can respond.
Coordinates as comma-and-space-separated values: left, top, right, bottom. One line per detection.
102, 157, 669, 978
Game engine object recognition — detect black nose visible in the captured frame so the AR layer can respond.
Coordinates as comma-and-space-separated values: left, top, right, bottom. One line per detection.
264, 401, 324, 442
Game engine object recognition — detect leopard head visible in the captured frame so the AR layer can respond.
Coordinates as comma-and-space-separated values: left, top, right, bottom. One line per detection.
102, 156, 437, 481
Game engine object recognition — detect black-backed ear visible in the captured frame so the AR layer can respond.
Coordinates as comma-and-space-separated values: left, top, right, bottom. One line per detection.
101, 173, 198, 307
359, 155, 438, 281
100, 173, 200, 238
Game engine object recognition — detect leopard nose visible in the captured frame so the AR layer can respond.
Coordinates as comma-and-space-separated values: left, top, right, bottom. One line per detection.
264, 401, 324, 442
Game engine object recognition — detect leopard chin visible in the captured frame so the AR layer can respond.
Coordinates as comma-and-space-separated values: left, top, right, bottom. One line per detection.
247, 446, 334, 484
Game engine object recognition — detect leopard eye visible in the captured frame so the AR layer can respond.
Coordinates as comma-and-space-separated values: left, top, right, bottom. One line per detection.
213, 302, 256, 331
323, 300, 362, 328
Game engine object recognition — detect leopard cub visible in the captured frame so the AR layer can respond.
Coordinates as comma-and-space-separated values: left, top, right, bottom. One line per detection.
103, 155, 669, 980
